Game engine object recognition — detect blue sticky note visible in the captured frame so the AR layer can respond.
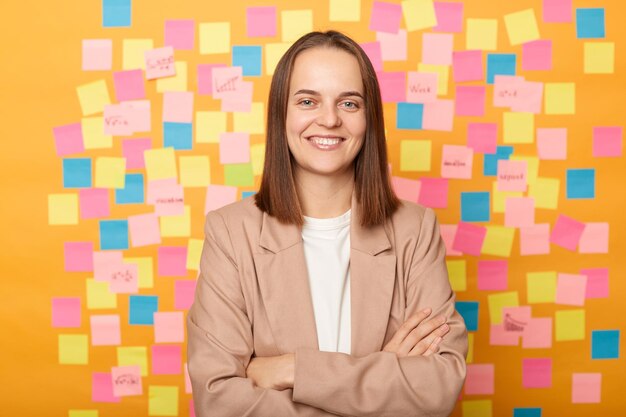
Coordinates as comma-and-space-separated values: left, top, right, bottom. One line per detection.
461, 192, 490, 222
63, 158, 92, 188
592, 329, 620, 359
232, 46, 262, 76
164, 122, 192, 150
483, 146, 514, 176
115, 173, 144, 204
566, 168, 595, 199
486, 53, 516, 84
103, 0, 131, 27
397, 103, 423, 129
456, 301, 478, 331
129, 295, 158, 325
242, 191, 256, 199
513, 408, 542, 417
576, 8, 605, 39
99, 220, 129, 250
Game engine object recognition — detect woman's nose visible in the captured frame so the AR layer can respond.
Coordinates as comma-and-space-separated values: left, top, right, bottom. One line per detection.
315, 104, 342, 128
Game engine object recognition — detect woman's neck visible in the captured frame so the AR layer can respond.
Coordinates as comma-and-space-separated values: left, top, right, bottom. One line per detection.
294, 168, 354, 219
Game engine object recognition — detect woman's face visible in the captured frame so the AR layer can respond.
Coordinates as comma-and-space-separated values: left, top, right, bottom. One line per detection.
285, 47, 366, 180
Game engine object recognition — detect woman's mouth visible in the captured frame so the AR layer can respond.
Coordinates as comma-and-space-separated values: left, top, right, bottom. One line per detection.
306, 136, 345, 150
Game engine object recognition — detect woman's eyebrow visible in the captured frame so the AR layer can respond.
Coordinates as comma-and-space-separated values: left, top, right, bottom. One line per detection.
293, 89, 364, 99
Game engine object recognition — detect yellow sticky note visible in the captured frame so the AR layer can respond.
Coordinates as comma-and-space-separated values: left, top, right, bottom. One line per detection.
504, 9, 540, 46
77, 80, 111, 116
48, 194, 78, 225
180, 156, 210, 187
527, 271, 557, 303
491, 182, 522, 213
418, 64, 448, 95
149, 386, 179, 416
58, 334, 88, 365
117, 346, 148, 376
466, 333, 474, 364
466, 19, 498, 51
488, 291, 519, 325
503, 112, 534, 144
462, 399, 492, 417
124, 257, 154, 289
400, 140, 431, 171
157, 61, 187, 92
199, 22, 230, 54
330, 0, 361, 21
402, 0, 437, 32
187, 239, 204, 270
82, 117, 112, 149
545, 83, 575, 115
510, 155, 539, 186
95, 157, 126, 189
446, 260, 466, 292
86, 279, 117, 309
529, 177, 560, 209
481, 226, 515, 257
555, 309, 585, 341
584, 42, 614, 74
234, 102, 265, 134
123, 39, 154, 70
160, 205, 191, 237
196, 111, 227, 144
265, 43, 291, 75
251, 143, 266, 176
281, 10, 313, 42
69, 411, 98, 417
145, 148, 177, 181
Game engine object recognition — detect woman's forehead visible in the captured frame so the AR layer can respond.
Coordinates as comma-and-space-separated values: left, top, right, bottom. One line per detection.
289, 47, 364, 93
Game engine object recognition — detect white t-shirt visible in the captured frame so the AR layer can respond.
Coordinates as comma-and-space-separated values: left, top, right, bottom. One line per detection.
301, 209, 352, 354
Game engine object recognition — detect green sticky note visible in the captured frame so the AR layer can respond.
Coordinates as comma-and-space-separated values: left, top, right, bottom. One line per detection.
225, 163, 254, 187
555, 309, 585, 341
401, 140, 431, 171
149, 386, 179, 416
529, 177, 560, 209
59, 334, 88, 365
527, 271, 557, 303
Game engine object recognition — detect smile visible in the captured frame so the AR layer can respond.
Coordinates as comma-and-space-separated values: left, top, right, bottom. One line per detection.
306, 136, 346, 150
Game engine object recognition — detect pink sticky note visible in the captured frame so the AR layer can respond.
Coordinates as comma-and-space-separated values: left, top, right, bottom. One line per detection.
452, 222, 486, 256
440, 224, 462, 256
122, 100, 151, 133
377, 72, 406, 103
64, 241, 94, 272
152, 345, 182, 375
220, 132, 251, 164
497, 160, 527, 192
111, 365, 143, 396
490, 324, 519, 345
90, 314, 121, 345
418, 178, 448, 208
122, 138, 151, 169
493, 75, 524, 108
522, 40, 552, 71
205, 185, 238, 214
433, 2, 464, 32
164, 20, 194, 50
452, 50, 483, 83
197, 63, 227, 96
212, 66, 243, 98
145, 47, 176, 80
109, 262, 139, 294
376, 29, 408, 61
537, 128, 567, 160
147, 179, 184, 216
556, 273, 587, 306
113, 70, 146, 102
184, 364, 193, 393
505, 197, 535, 228
455, 86, 485, 116
423, 99, 454, 131
93, 251, 124, 282
520, 223, 550, 255
104, 104, 134, 136
128, 213, 161, 247
478, 260, 508, 291
467, 123, 497, 154
359, 42, 383, 72
523, 358, 552, 388
221, 80, 253, 112
502, 306, 532, 334
158, 246, 187, 277
422, 33, 454, 65
543, 0, 572, 23
510, 81, 543, 114
593, 126, 622, 157
79, 188, 110, 219
550, 215, 586, 251
581, 268, 609, 299
391, 176, 421, 202
246, 6, 277, 37
175, 280, 197, 310
572, 373, 601, 403
579, 222, 609, 253
92, 372, 120, 403
406, 72, 437, 103
370, 1, 402, 33
163, 91, 194, 123
441, 145, 473, 179
53, 123, 84, 156
522, 317, 553, 348
82, 39, 112, 71
465, 364, 494, 395
52, 297, 81, 327
190, 399, 196, 417
154, 312, 185, 343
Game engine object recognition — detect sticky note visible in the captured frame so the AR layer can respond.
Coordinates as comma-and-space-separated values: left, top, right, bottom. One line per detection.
447, 259, 466, 291
281, 10, 313, 42
418, 63, 449, 95
522, 318, 552, 348
77, 80, 111, 117
417, 178, 448, 208
158, 246, 187, 276
186, 238, 203, 271
149, 386, 179, 416
484, 146, 514, 176
537, 128, 566, 159
482, 226, 515, 257
156, 61, 187, 92
129, 295, 158, 325
160, 206, 191, 238
220, 132, 251, 164
122, 39, 154, 70
329, 0, 361, 22
99, 220, 129, 250
422, 33, 453, 65
148, 179, 184, 214
205, 185, 238, 214
93, 250, 123, 282
492, 182, 522, 214
455, 86, 485, 116
195, 111, 226, 144
82, 39, 112, 71
593, 126, 622, 157
223, 163, 254, 187
111, 365, 142, 396
490, 323, 519, 346
102, 0, 130, 27
78, 188, 109, 219
466, 19, 497, 50
527, 271, 557, 303
95, 157, 126, 189
510, 155, 537, 187
522, 358, 552, 388
477, 260, 508, 291
199, 22, 230, 54
486, 54, 516, 84
90, 315, 121, 346
555, 273, 587, 306
113, 70, 145, 101
461, 192, 489, 222
124, 257, 154, 289
555, 309, 585, 341
488, 292, 519, 324
164, 19, 194, 50
591, 330, 620, 359
397, 103, 423, 129
360, 42, 383, 72
581, 268, 608, 299
69, 411, 98, 417
543, 0, 572, 23
452, 50, 483, 82
465, 364, 494, 395
53, 123, 84, 156
48, 194, 79, 225
174, 280, 196, 310
117, 346, 148, 376
523, 40, 552, 71
163, 92, 193, 123
64, 242, 94, 272
144, 148, 177, 181
63, 158, 92, 189
433, 2, 463, 33
441, 145, 473, 179
59, 334, 88, 364
265, 43, 291, 75
578, 222, 609, 253
550, 214, 585, 251
92, 372, 120, 403
566, 169, 594, 199
467, 333, 474, 363
584, 42, 614, 74
572, 373, 601, 403
234, 102, 265, 134
115, 173, 144, 204
456, 301, 478, 331
503, 112, 533, 144
247, 6, 277, 36
251, 143, 266, 176
401, 0, 436, 31
545, 83, 575, 114
467, 123, 496, 154
144, 47, 176, 80
52, 297, 81, 327
504, 9, 540, 45
423, 99, 454, 131
178, 156, 209, 188
154, 312, 184, 343
452, 222, 486, 256
497, 160, 527, 192
128, 213, 161, 247
377, 29, 408, 61
162, 122, 192, 150
528, 177, 559, 209
406, 72, 437, 103
378, 72, 406, 103
440, 224, 462, 256
232, 46, 262, 76
370, 1, 402, 33
152, 345, 182, 375
576, 8, 605, 39
519, 224, 549, 256
462, 400, 492, 417
86, 279, 117, 310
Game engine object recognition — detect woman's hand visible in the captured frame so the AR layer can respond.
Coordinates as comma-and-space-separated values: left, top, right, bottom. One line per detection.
382, 308, 449, 358
246, 353, 295, 390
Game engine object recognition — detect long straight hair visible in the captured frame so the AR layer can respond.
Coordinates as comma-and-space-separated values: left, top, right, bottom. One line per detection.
254, 30, 400, 227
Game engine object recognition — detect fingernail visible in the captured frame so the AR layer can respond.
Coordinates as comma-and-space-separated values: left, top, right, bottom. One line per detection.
441, 324, 449, 331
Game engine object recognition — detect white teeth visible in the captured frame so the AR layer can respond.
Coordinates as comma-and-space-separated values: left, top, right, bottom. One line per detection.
310, 137, 342, 145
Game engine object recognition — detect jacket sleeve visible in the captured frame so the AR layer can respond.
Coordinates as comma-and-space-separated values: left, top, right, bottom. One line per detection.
187, 211, 341, 417
291, 207, 468, 417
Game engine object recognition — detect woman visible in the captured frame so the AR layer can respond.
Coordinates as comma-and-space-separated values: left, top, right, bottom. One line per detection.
187, 30, 468, 416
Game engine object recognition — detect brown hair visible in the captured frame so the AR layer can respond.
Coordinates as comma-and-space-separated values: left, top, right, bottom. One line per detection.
254, 30, 400, 227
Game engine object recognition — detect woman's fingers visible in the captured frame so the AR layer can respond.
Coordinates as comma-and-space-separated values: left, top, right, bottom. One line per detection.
396, 316, 447, 357
383, 308, 432, 353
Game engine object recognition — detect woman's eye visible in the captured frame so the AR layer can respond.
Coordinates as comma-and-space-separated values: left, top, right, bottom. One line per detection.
300, 99, 313, 106
341, 101, 359, 109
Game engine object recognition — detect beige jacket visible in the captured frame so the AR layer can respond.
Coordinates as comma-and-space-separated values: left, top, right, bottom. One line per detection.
187, 194, 467, 417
